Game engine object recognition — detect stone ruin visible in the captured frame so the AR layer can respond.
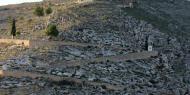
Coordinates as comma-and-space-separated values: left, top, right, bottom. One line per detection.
146, 35, 154, 51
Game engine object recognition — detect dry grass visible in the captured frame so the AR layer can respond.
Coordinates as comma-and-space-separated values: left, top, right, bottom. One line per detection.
0, 85, 40, 95
0, 43, 27, 61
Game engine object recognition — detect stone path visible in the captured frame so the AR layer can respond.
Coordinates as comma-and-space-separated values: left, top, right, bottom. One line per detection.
49, 51, 158, 68
30, 40, 127, 50
29, 40, 97, 48
0, 70, 124, 91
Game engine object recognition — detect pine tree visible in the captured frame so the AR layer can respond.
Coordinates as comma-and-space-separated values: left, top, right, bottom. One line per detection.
11, 18, 16, 39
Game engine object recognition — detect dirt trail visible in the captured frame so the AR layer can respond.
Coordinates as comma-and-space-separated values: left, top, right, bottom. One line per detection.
50, 51, 158, 68
0, 70, 124, 91
30, 40, 127, 50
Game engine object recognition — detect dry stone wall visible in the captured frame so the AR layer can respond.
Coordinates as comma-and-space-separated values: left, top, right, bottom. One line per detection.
0, 39, 30, 47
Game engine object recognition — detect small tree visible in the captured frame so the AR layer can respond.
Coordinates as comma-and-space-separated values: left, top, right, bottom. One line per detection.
34, 6, 44, 17
45, 7, 53, 15
10, 18, 16, 39
46, 24, 59, 37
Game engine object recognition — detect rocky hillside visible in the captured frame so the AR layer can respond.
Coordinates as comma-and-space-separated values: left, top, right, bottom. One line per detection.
126, 0, 190, 51
0, 0, 190, 95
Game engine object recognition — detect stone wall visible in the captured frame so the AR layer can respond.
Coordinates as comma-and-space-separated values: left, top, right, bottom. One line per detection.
0, 39, 55, 48
0, 39, 30, 47
0, 39, 93, 48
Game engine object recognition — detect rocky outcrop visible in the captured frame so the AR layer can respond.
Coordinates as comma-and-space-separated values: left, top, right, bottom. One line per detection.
33, 23, 46, 31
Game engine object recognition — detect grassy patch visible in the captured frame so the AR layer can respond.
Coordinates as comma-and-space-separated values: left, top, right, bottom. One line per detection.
0, 43, 27, 61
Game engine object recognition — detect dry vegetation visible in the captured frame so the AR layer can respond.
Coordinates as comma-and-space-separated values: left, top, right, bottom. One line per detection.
0, 43, 27, 61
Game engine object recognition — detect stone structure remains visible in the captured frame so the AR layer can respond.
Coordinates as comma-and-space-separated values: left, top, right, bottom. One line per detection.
0, 39, 53, 48
147, 36, 153, 51
0, 39, 30, 47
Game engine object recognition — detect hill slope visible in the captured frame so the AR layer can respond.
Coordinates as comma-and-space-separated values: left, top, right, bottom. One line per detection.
0, 0, 190, 95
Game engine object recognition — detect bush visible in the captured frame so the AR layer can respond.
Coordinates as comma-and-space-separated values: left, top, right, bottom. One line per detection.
16, 31, 21, 35
45, 7, 53, 15
34, 6, 44, 17
46, 24, 59, 37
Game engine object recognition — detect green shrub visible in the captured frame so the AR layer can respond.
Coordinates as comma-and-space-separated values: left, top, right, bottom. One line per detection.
46, 24, 59, 37
16, 31, 21, 35
100, 15, 109, 21
45, 7, 53, 15
34, 6, 44, 17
